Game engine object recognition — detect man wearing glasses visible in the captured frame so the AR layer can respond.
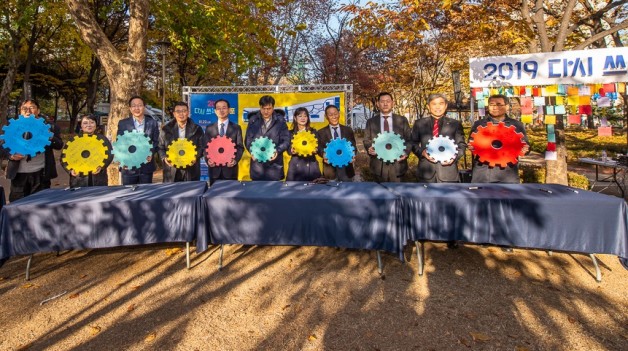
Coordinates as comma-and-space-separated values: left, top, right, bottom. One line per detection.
468, 94, 529, 183
2, 100, 63, 202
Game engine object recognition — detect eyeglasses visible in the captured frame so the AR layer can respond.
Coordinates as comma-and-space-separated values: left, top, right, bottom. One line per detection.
130, 104, 144, 108
173, 109, 188, 113
488, 104, 507, 107
21, 107, 37, 112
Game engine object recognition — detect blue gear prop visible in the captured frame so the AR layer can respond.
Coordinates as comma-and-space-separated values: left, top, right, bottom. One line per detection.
0, 114, 53, 157
426, 135, 458, 164
324, 138, 355, 168
250, 136, 276, 163
112, 130, 153, 170
373, 131, 406, 163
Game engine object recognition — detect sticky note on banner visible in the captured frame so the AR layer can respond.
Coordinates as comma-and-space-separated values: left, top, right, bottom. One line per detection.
555, 96, 564, 105
534, 97, 545, 106
618, 83, 626, 94
554, 105, 566, 115
547, 133, 556, 143
603, 83, 615, 93
474, 90, 484, 99
505, 87, 514, 97
544, 115, 556, 124
537, 106, 544, 115
519, 87, 527, 95
545, 151, 557, 160
477, 98, 485, 108
547, 124, 555, 134
579, 95, 591, 105
490, 88, 499, 95
598, 127, 612, 137
557, 85, 567, 95
578, 85, 591, 95
521, 115, 533, 124
579, 105, 592, 114
543, 85, 558, 96
597, 97, 611, 107
533, 87, 541, 96
478, 108, 486, 117
567, 96, 579, 105
568, 115, 581, 124
546, 142, 556, 151
521, 97, 533, 114
546, 106, 554, 115
567, 86, 579, 96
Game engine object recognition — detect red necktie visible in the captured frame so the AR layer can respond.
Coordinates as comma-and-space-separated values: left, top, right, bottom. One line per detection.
432, 119, 439, 137
383, 116, 390, 132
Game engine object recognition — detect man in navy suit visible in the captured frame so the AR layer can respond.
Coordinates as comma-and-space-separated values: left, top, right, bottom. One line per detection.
117, 96, 160, 185
317, 105, 357, 181
244, 95, 290, 181
204, 99, 244, 182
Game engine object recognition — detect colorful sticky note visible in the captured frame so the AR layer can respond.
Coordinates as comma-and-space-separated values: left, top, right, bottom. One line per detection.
547, 133, 556, 143
546, 142, 556, 151
579, 105, 592, 114
475, 90, 484, 99
546, 105, 555, 115
521, 114, 533, 124
521, 97, 533, 114
519, 87, 527, 95
478, 108, 485, 117
555, 96, 564, 105
568, 115, 581, 124
597, 97, 611, 107
533, 87, 541, 96
598, 127, 612, 137
567, 96, 580, 105
537, 106, 544, 115
554, 105, 566, 115
567, 86, 579, 96
544, 115, 556, 124
618, 83, 626, 94
579, 95, 591, 105
543, 85, 558, 96
547, 125, 555, 134
578, 85, 591, 95
477, 98, 485, 108
557, 85, 567, 95
545, 151, 557, 160
534, 97, 546, 106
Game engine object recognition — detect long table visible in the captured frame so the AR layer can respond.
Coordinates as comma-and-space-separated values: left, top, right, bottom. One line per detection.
0, 182, 207, 265
199, 181, 404, 260
578, 157, 626, 197
383, 183, 628, 278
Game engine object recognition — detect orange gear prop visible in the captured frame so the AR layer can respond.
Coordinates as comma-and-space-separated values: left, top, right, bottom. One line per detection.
469, 122, 526, 168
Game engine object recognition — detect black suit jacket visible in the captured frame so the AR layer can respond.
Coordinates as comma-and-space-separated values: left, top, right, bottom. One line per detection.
204, 121, 244, 180
363, 113, 412, 178
117, 115, 160, 174
411, 116, 466, 182
157, 120, 204, 182
316, 124, 356, 179
244, 112, 291, 180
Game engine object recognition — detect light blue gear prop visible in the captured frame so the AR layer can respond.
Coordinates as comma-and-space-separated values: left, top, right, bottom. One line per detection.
426, 135, 458, 163
112, 130, 152, 169
325, 138, 355, 168
0, 114, 53, 157
373, 131, 405, 163
250, 136, 276, 163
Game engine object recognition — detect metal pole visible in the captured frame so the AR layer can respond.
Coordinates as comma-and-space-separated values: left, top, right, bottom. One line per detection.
162, 49, 166, 124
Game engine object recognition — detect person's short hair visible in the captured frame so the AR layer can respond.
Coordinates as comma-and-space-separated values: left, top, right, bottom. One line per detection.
377, 92, 393, 102
21, 99, 40, 109
81, 114, 98, 123
292, 107, 310, 131
427, 93, 448, 105
128, 95, 145, 106
215, 99, 230, 109
488, 94, 509, 105
325, 105, 339, 115
259, 95, 275, 107
173, 101, 188, 110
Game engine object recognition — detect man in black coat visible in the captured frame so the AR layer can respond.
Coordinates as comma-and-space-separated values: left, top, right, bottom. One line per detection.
158, 102, 204, 182
244, 95, 290, 181
317, 105, 357, 181
2, 99, 63, 202
363, 92, 412, 182
117, 96, 160, 185
411, 93, 466, 183
204, 99, 244, 182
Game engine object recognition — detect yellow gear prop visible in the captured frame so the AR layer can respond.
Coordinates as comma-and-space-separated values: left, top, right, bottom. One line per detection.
291, 130, 318, 156
166, 139, 198, 169
61, 134, 111, 176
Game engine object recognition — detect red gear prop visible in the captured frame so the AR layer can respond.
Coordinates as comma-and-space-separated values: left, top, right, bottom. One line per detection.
206, 136, 237, 166
469, 122, 526, 168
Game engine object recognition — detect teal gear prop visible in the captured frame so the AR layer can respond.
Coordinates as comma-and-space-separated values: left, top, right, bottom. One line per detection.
291, 130, 318, 156
324, 138, 355, 168
426, 135, 459, 164
373, 131, 406, 163
112, 130, 153, 170
250, 136, 276, 163
0, 114, 53, 157
166, 139, 198, 169
61, 134, 112, 176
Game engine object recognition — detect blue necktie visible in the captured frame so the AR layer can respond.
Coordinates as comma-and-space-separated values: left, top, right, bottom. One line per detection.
220, 123, 225, 136
333, 127, 339, 139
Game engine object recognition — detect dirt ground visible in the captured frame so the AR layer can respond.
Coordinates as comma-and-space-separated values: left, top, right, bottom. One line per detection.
0, 152, 627, 351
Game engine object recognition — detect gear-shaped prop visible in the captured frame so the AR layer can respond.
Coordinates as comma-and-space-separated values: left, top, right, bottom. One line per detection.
426, 135, 458, 164
166, 139, 198, 169
0, 114, 53, 157
469, 122, 526, 168
112, 130, 153, 170
324, 138, 355, 168
291, 130, 318, 156
206, 136, 236, 166
250, 136, 276, 163
373, 131, 406, 163
61, 134, 112, 176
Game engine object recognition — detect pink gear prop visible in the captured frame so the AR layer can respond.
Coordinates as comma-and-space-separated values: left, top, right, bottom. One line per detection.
469, 122, 526, 168
206, 136, 237, 166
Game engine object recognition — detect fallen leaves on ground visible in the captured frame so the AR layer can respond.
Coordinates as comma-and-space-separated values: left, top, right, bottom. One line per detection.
127, 304, 136, 312
145, 332, 157, 342
458, 337, 472, 347
469, 332, 491, 342
515, 346, 531, 351
68, 293, 80, 299
131, 285, 141, 291
165, 248, 182, 256
89, 325, 101, 335
308, 334, 317, 341
21, 283, 35, 289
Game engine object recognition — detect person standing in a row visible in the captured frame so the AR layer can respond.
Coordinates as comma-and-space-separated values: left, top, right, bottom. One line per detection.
204, 99, 244, 182
317, 105, 356, 182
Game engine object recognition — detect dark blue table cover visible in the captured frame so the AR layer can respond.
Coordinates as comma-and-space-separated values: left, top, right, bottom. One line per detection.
383, 183, 628, 266
0, 182, 207, 260
199, 180, 404, 259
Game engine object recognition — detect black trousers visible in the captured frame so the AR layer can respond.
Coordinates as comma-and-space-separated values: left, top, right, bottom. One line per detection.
9, 170, 49, 202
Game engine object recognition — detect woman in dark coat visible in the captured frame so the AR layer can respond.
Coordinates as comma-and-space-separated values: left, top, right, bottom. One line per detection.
286, 107, 321, 181
68, 114, 112, 188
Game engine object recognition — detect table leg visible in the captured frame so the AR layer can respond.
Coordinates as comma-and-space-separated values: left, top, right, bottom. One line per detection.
590, 254, 602, 283
377, 251, 383, 275
415, 241, 424, 276
612, 168, 625, 198
547, 250, 553, 256
218, 244, 224, 271
25, 254, 33, 281
186, 242, 190, 270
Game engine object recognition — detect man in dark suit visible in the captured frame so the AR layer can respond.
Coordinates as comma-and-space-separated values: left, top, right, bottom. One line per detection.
2, 99, 63, 202
411, 93, 466, 183
158, 102, 204, 183
469, 94, 529, 184
317, 105, 356, 181
204, 99, 244, 182
363, 92, 412, 182
244, 95, 290, 180
117, 96, 160, 185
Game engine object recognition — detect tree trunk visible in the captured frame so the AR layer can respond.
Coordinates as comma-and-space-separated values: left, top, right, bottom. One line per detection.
0, 38, 20, 125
